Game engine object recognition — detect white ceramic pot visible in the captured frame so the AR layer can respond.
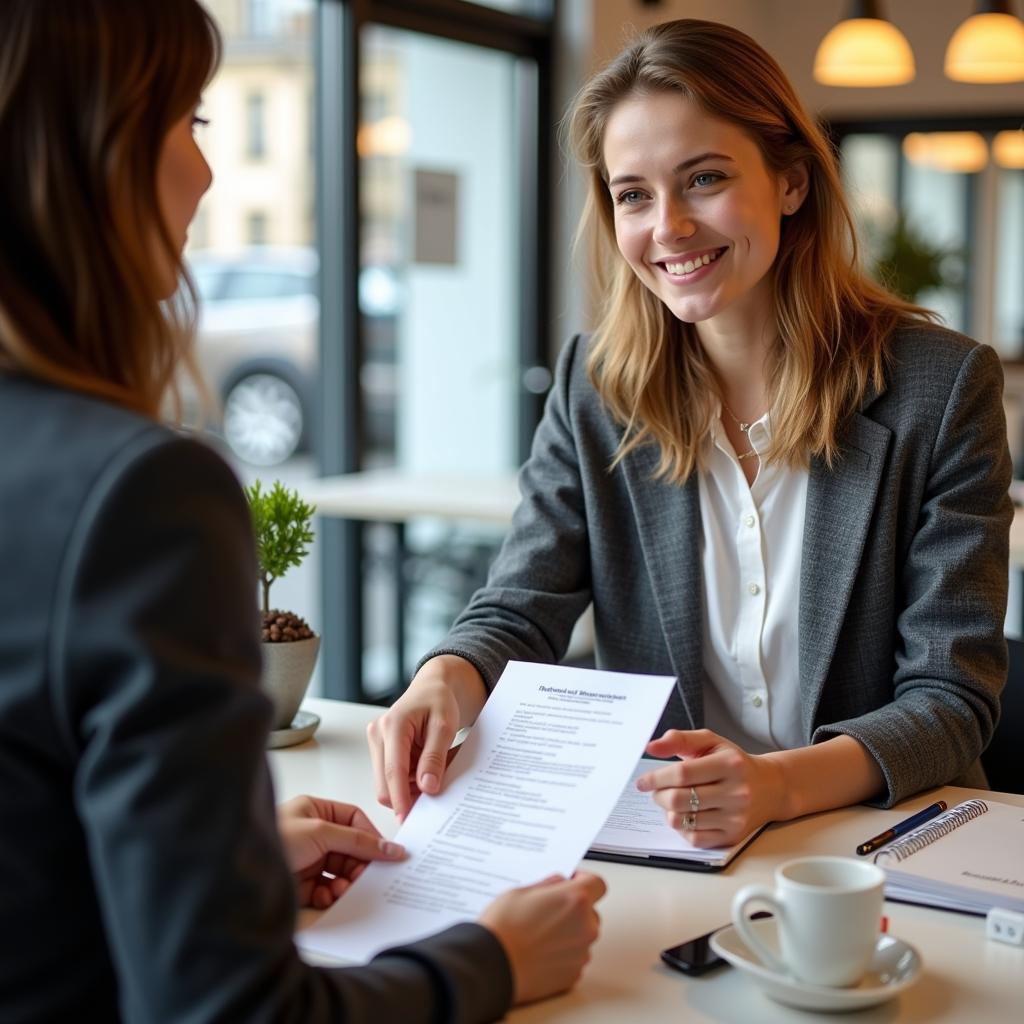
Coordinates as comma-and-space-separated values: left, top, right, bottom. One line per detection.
260, 634, 320, 730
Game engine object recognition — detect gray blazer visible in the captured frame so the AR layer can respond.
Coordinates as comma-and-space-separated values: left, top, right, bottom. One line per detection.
0, 376, 511, 1023
429, 326, 1012, 807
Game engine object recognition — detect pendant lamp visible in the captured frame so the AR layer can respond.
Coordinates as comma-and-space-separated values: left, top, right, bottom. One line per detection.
813, 0, 915, 86
993, 129, 1024, 167
903, 132, 989, 174
945, 1, 1024, 83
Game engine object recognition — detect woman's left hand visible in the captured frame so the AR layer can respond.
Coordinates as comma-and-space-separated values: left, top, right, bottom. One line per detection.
277, 795, 406, 909
636, 730, 785, 847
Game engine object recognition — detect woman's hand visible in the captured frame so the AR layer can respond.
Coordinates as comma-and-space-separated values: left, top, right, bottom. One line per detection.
366, 655, 487, 820
636, 729, 786, 847
277, 795, 406, 909
478, 872, 606, 1005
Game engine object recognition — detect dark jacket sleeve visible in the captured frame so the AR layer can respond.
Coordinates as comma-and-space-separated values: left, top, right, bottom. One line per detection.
813, 342, 1012, 803
50, 431, 512, 1023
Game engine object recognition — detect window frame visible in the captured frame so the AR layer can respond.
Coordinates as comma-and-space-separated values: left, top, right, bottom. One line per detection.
827, 113, 1024, 356
316, 0, 557, 701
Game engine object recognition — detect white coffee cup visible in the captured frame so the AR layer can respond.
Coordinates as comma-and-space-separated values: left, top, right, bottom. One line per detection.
731, 855, 885, 987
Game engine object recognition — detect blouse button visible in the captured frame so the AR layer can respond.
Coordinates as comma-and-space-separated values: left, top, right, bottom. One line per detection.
748, 582, 760, 596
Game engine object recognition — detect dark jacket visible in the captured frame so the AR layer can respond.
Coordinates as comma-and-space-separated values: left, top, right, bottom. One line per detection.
426, 326, 1012, 806
0, 375, 511, 1023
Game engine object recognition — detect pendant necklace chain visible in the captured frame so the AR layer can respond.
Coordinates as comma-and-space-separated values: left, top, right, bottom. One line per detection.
721, 400, 765, 463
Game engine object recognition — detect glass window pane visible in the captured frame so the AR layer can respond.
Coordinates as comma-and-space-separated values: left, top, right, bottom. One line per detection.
359, 25, 523, 694
359, 26, 519, 475
184, 0, 320, 688
840, 134, 899, 267
901, 157, 969, 331
995, 168, 1024, 357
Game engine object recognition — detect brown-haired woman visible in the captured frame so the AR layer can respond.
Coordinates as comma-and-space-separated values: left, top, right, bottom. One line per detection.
369, 19, 1012, 847
0, 1, 603, 1020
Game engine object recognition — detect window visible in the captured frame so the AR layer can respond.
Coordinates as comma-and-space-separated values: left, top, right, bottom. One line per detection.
246, 211, 269, 245
182, 0, 318, 679
834, 118, 1024, 353
248, 0, 275, 36
316, 0, 556, 702
996, 167, 1024, 356
246, 92, 267, 160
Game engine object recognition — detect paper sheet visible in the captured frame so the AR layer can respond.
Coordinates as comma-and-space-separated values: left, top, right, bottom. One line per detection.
590, 757, 751, 865
298, 661, 675, 963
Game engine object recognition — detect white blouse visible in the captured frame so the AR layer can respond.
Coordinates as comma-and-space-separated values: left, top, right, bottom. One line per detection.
698, 408, 808, 754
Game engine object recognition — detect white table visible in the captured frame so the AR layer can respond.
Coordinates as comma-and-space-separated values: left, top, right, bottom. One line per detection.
299, 471, 520, 700
299, 469, 521, 526
270, 698, 1024, 1023
303, 473, 1024, 563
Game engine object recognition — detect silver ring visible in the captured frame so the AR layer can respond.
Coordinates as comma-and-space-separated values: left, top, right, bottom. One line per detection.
690, 787, 700, 813
682, 811, 697, 830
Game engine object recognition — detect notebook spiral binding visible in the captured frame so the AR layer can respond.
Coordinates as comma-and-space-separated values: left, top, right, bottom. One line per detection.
874, 799, 989, 865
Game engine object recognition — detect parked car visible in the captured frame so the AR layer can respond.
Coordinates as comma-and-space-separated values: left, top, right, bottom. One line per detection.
184, 247, 399, 466
186, 247, 317, 466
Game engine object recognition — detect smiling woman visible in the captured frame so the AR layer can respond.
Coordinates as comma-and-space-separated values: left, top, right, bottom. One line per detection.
368, 19, 1013, 856
603, 90, 805, 342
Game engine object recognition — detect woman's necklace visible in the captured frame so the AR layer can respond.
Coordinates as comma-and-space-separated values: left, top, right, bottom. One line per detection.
721, 400, 764, 462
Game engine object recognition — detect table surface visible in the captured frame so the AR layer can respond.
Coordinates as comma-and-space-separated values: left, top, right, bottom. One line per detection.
301, 472, 1024, 572
299, 469, 520, 525
269, 698, 1024, 1023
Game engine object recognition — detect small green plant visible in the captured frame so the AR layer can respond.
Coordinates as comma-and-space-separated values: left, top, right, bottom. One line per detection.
244, 479, 316, 617
872, 214, 963, 303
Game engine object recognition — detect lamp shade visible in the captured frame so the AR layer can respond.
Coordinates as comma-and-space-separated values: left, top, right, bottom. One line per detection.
945, 12, 1024, 83
903, 132, 989, 174
993, 129, 1024, 167
814, 17, 915, 86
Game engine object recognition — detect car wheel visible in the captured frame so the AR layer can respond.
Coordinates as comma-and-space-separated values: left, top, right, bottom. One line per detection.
222, 372, 305, 466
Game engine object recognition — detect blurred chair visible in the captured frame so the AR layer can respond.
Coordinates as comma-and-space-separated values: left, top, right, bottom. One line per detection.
981, 637, 1024, 794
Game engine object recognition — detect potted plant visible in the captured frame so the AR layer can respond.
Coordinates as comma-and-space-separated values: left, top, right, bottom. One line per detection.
871, 213, 963, 303
244, 479, 320, 745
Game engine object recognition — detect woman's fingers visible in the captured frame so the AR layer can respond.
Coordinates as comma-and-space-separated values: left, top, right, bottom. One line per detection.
381, 719, 418, 820
324, 822, 405, 862
636, 747, 742, 793
664, 810, 735, 847
415, 715, 457, 795
647, 780, 735, 813
305, 819, 406, 864
645, 728, 723, 759
366, 719, 392, 808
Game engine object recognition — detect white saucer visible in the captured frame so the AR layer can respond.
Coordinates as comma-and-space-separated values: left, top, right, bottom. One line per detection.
268, 710, 321, 749
710, 918, 922, 1012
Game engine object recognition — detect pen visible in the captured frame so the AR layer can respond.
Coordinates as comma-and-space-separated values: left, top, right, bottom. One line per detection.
855, 800, 947, 856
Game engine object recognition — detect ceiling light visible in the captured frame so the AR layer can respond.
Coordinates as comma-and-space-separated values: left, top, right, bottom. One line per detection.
993, 129, 1024, 167
814, 0, 915, 87
945, 1, 1024, 83
903, 132, 989, 174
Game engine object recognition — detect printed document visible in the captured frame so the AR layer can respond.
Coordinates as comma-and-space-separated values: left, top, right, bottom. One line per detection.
588, 757, 763, 869
298, 661, 675, 963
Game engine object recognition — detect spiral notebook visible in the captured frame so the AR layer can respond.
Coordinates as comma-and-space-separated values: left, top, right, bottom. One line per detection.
873, 798, 1024, 915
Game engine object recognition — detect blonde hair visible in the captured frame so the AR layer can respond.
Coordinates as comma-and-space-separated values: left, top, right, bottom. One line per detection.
568, 19, 935, 481
0, 0, 221, 417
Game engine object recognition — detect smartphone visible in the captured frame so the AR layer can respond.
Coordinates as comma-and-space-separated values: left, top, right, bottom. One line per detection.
659, 911, 773, 976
